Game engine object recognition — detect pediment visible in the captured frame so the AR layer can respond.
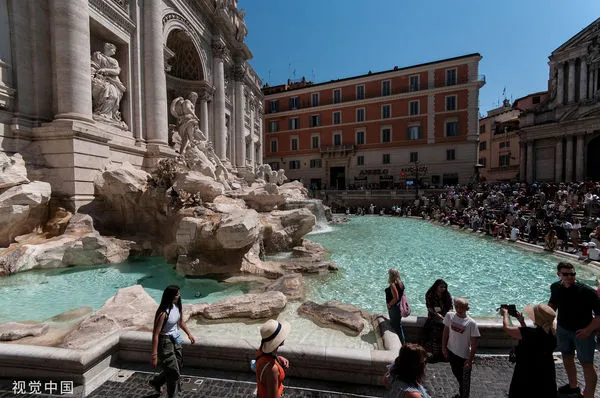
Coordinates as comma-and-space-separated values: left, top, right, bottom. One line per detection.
553, 17, 600, 56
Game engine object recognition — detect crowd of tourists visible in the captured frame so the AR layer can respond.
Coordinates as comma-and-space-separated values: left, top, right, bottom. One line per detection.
382, 261, 600, 398
344, 181, 600, 261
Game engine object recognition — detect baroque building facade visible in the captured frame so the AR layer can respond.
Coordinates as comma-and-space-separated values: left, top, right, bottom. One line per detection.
262, 54, 484, 190
0, 0, 263, 209
519, 17, 600, 183
478, 92, 547, 182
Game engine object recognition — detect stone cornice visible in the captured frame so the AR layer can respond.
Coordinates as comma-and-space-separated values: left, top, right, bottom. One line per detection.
89, 0, 135, 34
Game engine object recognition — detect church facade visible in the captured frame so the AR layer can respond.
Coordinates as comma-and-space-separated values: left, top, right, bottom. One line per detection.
0, 0, 263, 210
519, 17, 600, 183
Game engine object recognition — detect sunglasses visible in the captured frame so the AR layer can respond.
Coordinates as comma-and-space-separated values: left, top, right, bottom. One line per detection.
561, 272, 576, 277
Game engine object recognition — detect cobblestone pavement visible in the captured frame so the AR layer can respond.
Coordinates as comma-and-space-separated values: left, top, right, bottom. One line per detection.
2, 353, 600, 397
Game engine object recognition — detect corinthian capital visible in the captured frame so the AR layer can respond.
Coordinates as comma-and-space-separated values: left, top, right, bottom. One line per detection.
233, 63, 247, 81
211, 41, 229, 59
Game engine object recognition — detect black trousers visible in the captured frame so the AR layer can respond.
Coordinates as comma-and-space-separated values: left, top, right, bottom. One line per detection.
448, 349, 471, 398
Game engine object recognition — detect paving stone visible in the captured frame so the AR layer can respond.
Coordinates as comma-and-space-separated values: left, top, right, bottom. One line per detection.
2, 353, 600, 397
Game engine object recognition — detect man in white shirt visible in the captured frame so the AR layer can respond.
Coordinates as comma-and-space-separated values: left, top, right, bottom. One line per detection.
443, 297, 480, 398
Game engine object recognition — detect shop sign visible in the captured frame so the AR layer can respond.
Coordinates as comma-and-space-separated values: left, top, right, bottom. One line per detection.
359, 169, 388, 176
379, 175, 394, 180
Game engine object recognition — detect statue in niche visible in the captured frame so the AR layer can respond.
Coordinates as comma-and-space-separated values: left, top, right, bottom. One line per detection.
170, 92, 229, 183
549, 67, 557, 101
91, 43, 127, 129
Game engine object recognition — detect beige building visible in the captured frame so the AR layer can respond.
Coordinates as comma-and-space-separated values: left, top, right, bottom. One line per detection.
263, 54, 485, 190
0, 0, 263, 210
519, 17, 600, 182
478, 92, 547, 182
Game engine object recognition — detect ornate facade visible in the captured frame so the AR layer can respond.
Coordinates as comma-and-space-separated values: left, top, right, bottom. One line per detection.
0, 0, 263, 209
519, 17, 600, 183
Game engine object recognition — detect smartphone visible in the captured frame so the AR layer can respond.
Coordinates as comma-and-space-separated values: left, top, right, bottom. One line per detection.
500, 304, 519, 317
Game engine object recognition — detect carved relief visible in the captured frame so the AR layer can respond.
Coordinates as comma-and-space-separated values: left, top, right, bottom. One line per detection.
91, 42, 127, 129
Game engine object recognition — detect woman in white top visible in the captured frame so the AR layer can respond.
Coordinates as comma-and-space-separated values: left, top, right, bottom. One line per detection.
150, 285, 195, 398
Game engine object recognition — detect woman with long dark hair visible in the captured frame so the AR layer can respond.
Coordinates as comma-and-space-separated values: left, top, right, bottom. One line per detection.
149, 285, 195, 398
423, 279, 453, 361
384, 343, 431, 398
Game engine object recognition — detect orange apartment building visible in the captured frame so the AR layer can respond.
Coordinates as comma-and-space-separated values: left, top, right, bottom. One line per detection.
262, 54, 484, 190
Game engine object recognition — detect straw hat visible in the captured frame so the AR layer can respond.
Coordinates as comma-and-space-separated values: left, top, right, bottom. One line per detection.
260, 319, 291, 353
523, 304, 556, 334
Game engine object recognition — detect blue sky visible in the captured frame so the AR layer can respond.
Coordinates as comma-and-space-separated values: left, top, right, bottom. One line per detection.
239, 0, 600, 115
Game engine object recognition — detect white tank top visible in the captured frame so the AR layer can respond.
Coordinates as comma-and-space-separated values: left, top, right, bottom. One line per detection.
161, 304, 180, 336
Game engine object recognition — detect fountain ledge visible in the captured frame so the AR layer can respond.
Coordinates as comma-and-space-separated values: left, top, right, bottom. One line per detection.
0, 314, 521, 396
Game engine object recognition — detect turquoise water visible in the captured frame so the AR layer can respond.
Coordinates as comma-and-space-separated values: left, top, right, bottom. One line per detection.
2, 217, 597, 323
0, 258, 257, 323
305, 216, 599, 317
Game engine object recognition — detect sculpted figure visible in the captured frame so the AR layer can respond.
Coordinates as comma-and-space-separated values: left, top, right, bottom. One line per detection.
170, 92, 206, 154
275, 169, 287, 185
171, 92, 229, 183
91, 43, 127, 128
255, 163, 272, 181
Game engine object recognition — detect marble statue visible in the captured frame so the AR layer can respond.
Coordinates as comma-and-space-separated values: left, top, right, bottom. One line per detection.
256, 164, 287, 185
91, 43, 127, 129
170, 92, 229, 183
170, 92, 205, 154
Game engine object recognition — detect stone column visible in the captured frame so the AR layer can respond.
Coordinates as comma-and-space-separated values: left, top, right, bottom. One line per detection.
565, 135, 573, 182
199, 89, 211, 139
212, 41, 228, 161
576, 134, 585, 181
247, 93, 255, 168
526, 141, 534, 183
555, 138, 563, 182
51, 0, 93, 122
580, 59, 588, 101
143, 0, 168, 144
256, 105, 263, 165
233, 63, 246, 168
557, 63, 565, 105
568, 60, 576, 103
519, 143, 526, 181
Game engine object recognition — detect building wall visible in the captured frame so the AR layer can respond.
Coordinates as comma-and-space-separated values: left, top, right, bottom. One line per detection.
263, 54, 484, 189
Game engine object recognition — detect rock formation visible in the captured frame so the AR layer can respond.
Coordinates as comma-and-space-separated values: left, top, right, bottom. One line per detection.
298, 300, 370, 336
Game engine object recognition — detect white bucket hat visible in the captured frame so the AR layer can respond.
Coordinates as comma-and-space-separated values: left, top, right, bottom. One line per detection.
260, 319, 291, 353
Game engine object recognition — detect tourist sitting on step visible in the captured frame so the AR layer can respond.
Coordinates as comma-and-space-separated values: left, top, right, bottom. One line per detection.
544, 230, 558, 252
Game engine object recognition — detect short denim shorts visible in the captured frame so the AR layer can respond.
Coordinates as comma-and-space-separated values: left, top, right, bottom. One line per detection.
556, 324, 596, 364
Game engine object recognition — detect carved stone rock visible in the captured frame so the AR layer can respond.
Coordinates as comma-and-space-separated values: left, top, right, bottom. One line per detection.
0, 322, 49, 341
298, 300, 366, 335
202, 291, 287, 320
0, 153, 29, 190
265, 273, 305, 301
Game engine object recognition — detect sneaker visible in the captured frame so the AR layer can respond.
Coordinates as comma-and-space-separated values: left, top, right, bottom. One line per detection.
148, 379, 163, 394
557, 383, 581, 396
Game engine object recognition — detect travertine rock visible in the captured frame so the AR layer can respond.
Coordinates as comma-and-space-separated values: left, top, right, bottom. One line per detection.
215, 208, 260, 249
0, 153, 29, 190
0, 322, 49, 341
173, 171, 225, 203
232, 185, 285, 212
0, 181, 51, 247
298, 300, 366, 335
0, 214, 131, 275
261, 208, 316, 253
60, 285, 156, 349
202, 291, 287, 319
266, 273, 305, 301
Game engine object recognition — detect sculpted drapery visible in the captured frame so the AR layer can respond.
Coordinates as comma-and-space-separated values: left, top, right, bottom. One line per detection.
91, 42, 127, 129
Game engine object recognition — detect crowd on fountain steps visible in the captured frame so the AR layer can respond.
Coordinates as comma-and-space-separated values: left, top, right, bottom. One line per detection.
340, 181, 600, 261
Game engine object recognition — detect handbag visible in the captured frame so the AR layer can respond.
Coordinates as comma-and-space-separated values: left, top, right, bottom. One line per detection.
399, 293, 411, 317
